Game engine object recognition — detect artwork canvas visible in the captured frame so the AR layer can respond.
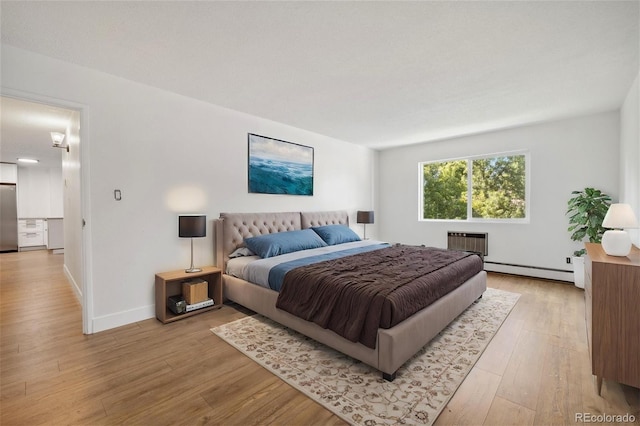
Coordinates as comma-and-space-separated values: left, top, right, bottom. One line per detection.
248, 134, 314, 196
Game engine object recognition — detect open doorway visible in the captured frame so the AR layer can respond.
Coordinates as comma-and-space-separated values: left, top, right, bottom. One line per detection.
0, 95, 87, 332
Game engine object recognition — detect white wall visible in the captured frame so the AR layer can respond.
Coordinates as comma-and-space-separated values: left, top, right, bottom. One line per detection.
620, 72, 640, 247
16, 165, 63, 218
63, 110, 83, 301
378, 112, 620, 280
1, 45, 376, 332
0, 162, 18, 183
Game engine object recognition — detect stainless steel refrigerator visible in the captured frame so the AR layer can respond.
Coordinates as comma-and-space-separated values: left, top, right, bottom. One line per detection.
0, 183, 18, 252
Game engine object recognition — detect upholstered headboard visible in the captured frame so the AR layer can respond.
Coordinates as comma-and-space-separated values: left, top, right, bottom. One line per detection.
215, 210, 349, 269
300, 211, 349, 228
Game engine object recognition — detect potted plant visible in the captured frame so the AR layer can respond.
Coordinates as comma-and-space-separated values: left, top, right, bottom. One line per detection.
566, 187, 611, 288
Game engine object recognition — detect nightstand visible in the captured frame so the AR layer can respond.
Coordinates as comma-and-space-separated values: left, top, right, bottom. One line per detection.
155, 266, 223, 323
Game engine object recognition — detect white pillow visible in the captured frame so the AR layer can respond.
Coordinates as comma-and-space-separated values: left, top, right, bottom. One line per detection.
229, 247, 255, 258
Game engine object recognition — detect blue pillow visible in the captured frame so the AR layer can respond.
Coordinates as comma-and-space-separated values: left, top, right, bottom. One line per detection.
311, 224, 361, 245
244, 229, 328, 258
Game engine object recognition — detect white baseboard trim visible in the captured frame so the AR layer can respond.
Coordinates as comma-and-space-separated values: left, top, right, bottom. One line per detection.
484, 262, 574, 283
63, 264, 83, 303
91, 305, 155, 333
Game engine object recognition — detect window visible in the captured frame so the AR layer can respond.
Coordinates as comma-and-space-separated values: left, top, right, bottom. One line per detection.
420, 152, 528, 221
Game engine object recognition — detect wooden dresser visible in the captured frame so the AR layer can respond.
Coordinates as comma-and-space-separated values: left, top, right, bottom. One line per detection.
584, 243, 640, 394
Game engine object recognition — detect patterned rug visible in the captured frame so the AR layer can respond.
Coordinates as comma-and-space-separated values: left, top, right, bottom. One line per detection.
211, 287, 520, 425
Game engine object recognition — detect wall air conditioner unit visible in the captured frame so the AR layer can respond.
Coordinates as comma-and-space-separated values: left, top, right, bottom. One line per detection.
447, 231, 488, 259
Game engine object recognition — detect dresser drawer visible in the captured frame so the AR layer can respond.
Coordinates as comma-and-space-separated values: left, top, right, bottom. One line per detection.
19, 231, 45, 247
18, 219, 44, 233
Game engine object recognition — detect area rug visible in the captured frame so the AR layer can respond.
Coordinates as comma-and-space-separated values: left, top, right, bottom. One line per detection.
211, 287, 520, 425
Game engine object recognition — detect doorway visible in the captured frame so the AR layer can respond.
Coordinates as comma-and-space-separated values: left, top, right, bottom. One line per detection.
0, 93, 90, 333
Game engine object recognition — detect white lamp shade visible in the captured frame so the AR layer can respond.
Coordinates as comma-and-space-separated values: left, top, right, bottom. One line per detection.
602, 203, 638, 229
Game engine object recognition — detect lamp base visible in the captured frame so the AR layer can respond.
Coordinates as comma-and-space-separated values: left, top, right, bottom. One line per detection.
185, 237, 202, 273
601, 230, 632, 257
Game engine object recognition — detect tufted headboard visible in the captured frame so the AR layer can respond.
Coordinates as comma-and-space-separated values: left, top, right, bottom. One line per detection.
300, 210, 349, 228
215, 210, 349, 269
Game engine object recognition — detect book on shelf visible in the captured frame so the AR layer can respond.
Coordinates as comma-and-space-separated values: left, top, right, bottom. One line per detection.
185, 298, 214, 312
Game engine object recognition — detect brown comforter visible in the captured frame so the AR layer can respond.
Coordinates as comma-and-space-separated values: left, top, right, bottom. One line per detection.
275, 245, 483, 349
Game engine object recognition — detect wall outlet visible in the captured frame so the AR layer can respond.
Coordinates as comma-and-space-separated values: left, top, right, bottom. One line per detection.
566, 257, 572, 264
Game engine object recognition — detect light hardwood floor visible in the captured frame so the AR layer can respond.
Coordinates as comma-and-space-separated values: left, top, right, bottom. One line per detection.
1, 250, 638, 425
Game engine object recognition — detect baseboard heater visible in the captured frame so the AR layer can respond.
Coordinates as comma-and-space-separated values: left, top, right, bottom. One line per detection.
483, 261, 574, 282
447, 231, 488, 259
483, 261, 571, 274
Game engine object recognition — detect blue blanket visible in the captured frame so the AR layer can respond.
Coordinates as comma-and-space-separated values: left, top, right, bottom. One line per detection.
268, 243, 389, 291
269, 243, 389, 291
241, 239, 391, 289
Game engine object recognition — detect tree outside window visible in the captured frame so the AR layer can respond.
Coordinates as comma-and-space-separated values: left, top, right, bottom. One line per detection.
421, 153, 527, 221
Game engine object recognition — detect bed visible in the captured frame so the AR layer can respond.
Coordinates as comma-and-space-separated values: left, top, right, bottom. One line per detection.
214, 210, 487, 381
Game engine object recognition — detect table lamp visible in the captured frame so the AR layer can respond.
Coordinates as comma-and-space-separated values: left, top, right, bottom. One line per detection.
357, 211, 374, 239
601, 204, 638, 256
179, 215, 206, 272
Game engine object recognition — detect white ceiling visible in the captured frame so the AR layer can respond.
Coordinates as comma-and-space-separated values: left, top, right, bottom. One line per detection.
1, 1, 638, 151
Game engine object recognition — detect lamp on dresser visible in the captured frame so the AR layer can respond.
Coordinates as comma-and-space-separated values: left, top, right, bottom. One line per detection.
601, 203, 638, 256
178, 214, 206, 273
357, 210, 374, 239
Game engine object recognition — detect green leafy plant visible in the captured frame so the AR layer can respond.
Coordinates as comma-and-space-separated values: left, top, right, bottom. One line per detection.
566, 187, 611, 256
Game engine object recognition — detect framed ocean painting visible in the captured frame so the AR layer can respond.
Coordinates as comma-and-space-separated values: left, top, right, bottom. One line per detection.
248, 134, 314, 196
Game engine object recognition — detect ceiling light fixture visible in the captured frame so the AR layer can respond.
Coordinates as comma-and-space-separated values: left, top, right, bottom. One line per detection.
17, 158, 39, 164
50, 132, 68, 152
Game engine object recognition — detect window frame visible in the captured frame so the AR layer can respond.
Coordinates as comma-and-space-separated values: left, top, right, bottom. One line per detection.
418, 150, 530, 223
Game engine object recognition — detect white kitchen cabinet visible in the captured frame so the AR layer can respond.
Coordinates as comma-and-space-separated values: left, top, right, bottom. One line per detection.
18, 219, 46, 249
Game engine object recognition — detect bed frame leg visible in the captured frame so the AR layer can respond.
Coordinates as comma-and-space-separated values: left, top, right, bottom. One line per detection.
382, 371, 396, 382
